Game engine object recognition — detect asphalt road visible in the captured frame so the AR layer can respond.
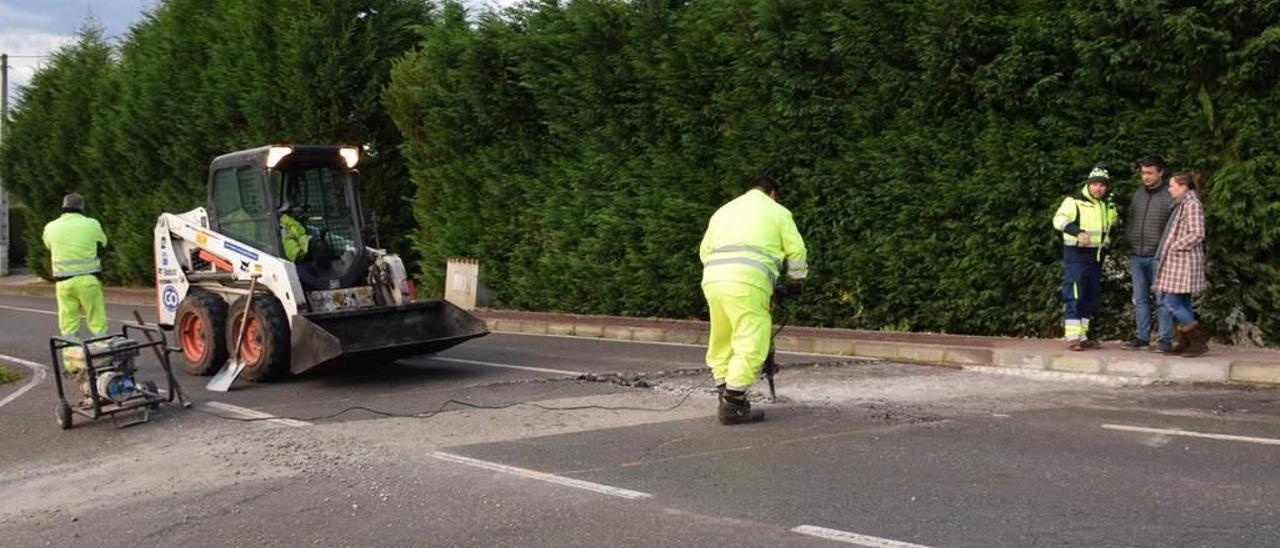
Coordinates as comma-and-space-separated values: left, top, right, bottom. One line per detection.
2, 294, 1279, 547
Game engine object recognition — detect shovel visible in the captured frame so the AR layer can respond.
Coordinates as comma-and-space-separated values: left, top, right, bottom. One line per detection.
207, 276, 258, 392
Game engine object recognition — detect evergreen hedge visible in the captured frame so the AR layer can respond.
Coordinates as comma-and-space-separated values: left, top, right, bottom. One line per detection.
0, 0, 428, 283
387, 0, 1280, 345
4, 1, 1277, 346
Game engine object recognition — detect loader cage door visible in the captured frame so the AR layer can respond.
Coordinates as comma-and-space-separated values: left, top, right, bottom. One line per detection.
271, 162, 369, 290
210, 165, 280, 256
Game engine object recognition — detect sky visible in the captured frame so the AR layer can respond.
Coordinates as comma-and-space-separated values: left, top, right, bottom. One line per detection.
0, 0, 514, 100
1, 1, 158, 94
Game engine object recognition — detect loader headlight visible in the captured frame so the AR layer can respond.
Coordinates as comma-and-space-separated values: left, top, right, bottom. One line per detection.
266, 146, 293, 168
339, 146, 359, 168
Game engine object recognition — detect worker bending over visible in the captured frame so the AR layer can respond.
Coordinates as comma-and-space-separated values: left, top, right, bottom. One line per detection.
699, 175, 808, 425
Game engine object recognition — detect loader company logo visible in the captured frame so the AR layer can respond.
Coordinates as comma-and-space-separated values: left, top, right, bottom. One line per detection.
162, 286, 180, 311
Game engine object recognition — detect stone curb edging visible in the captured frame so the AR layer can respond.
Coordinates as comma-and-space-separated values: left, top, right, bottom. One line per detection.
2, 283, 1275, 386
0, 283, 155, 306
482, 317, 1280, 387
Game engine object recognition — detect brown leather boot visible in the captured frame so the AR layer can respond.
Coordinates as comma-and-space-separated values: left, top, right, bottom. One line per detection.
1167, 326, 1188, 355
1181, 322, 1209, 358
718, 390, 764, 425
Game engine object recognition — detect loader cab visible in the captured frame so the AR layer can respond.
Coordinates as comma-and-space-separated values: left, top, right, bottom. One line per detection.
208, 145, 370, 292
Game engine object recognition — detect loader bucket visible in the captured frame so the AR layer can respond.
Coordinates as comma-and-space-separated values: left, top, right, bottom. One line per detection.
289, 300, 489, 374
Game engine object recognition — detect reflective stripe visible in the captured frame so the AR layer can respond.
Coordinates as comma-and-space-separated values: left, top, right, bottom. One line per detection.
710, 245, 783, 272
703, 257, 777, 285
52, 256, 102, 277
53, 267, 102, 277
53, 257, 100, 267
1064, 319, 1082, 341
1073, 283, 1079, 300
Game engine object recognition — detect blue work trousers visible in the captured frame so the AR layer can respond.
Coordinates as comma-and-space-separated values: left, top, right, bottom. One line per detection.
1063, 260, 1101, 340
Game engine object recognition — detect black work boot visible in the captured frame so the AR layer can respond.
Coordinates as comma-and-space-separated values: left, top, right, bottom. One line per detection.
718, 390, 764, 425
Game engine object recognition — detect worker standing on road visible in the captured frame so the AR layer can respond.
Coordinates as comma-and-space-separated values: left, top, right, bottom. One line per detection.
42, 193, 109, 399
699, 175, 807, 425
1052, 164, 1118, 351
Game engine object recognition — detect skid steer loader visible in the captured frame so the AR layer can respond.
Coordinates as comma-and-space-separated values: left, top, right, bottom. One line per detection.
153, 145, 488, 381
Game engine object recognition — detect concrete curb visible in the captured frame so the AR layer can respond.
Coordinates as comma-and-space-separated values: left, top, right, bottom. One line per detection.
3, 282, 1276, 386
476, 312, 1280, 387
0, 282, 154, 306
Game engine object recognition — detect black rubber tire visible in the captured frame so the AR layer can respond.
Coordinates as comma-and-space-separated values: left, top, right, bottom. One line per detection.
175, 290, 230, 376
226, 293, 291, 382
56, 400, 72, 430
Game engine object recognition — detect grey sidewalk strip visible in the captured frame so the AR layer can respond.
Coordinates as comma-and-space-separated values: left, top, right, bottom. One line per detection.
3, 284, 1277, 386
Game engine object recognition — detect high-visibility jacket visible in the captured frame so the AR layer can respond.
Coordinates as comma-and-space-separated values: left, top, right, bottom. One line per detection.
280, 214, 310, 262
1052, 185, 1117, 262
42, 213, 107, 278
700, 189, 808, 293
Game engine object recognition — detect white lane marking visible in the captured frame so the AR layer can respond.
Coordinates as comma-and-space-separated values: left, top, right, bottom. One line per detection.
0, 304, 131, 324
431, 451, 652, 500
1102, 424, 1280, 446
495, 330, 861, 359
791, 525, 935, 548
203, 401, 311, 427
0, 354, 49, 410
428, 356, 582, 377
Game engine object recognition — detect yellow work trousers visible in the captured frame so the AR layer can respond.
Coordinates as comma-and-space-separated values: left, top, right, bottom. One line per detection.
56, 275, 108, 339
703, 281, 771, 391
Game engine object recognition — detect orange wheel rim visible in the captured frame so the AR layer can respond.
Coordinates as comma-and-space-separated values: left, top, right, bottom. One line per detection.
237, 317, 263, 364
179, 312, 205, 362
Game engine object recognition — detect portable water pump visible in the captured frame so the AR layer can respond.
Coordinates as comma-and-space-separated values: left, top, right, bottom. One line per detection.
51, 323, 186, 430
94, 339, 142, 403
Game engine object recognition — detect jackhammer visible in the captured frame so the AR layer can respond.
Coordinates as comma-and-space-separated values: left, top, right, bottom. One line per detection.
761, 281, 799, 402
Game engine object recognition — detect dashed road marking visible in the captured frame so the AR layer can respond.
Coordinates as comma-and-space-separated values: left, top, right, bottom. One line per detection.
0, 354, 48, 410
431, 451, 653, 500
791, 525, 935, 547
1102, 423, 1280, 446
428, 356, 583, 377
203, 401, 312, 427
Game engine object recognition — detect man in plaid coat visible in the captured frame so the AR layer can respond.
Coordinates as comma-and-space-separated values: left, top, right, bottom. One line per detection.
1153, 172, 1208, 356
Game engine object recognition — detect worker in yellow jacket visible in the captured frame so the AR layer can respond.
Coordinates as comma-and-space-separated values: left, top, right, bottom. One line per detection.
1051, 164, 1118, 351
43, 193, 109, 400
699, 175, 808, 425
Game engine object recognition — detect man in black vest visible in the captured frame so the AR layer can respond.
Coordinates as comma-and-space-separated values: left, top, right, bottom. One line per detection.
1121, 155, 1175, 352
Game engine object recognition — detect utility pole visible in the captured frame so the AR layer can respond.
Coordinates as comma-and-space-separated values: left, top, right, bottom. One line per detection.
1, 53, 9, 277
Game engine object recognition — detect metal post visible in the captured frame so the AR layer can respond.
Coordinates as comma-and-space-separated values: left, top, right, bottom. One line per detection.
1, 53, 9, 277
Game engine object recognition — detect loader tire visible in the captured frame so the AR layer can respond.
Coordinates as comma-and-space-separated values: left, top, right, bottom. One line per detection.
175, 290, 230, 376
226, 294, 290, 382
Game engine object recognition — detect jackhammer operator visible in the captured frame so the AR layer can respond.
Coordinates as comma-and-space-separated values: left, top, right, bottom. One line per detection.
699, 175, 808, 425
42, 193, 109, 401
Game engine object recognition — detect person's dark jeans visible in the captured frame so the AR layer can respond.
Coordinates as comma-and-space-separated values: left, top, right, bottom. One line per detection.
1161, 293, 1196, 326
1129, 255, 1173, 345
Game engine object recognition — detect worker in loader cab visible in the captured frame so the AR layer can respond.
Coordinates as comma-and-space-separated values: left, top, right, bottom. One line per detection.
42, 193, 109, 400
279, 203, 310, 263
699, 175, 808, 425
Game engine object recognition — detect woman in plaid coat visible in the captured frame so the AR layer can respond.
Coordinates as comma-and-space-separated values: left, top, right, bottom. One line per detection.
1153, 172, 1208, 356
